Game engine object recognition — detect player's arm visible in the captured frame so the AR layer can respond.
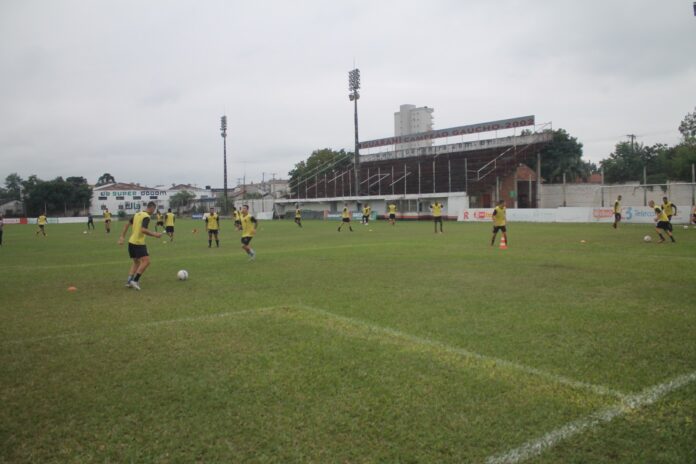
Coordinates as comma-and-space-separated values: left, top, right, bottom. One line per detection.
492, 209, 497, 222
140, 217, 162, 238
204, 216, 209, 231
672, 204, 678, 215
251, 216, 258, 233
118, 218, 133, 245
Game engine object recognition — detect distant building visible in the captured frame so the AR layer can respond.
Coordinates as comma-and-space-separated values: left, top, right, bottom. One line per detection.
90, 182, 214, 215
394, 104, 434, 150
0, 200, 23, 216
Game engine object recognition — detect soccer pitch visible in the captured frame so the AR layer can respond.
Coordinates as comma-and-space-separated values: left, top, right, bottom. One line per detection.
1, 219, 695, 463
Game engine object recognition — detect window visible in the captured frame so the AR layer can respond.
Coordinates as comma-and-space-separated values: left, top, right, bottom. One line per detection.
133, 196, 141, 200
98, 196, 107, 200
116, 196, 124, 200
150, 196, 158, 200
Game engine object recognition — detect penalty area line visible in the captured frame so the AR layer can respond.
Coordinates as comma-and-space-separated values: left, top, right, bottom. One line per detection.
485, 370, 696, 464
293, 304, 626, 400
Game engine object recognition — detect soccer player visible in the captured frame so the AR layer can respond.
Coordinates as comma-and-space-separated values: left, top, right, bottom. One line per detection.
240, 204, 257, 260
337, 204, 353, 232
387, 202, 397, 226
155, 211, 164, 232
294, 206, 303, 228
103, 208, 112, 233
87, 213, 95, 231
491, 200, 507, 246
662, 197, 678, 223
232, 206, 242, 231
430, 201, 444, 233
205, 207, 220, 248
118, 201, 162, 290
612, 195, 622, 229
164, 208, 175, 241
649, 200, 675, 243
36, 212, 47, 236
362, 204, 371, 225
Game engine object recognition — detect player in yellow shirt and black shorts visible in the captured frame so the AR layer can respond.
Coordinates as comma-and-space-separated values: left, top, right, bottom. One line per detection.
337, 204, 353, 232
491, 200, 507, 246
155, 211, 164, 232
361, 204, 371, 225
118, 201, 162, 290
295, 206, 303, 228
612, 195, 622, 229
36, 213, 48, 236
164, 208, 175, 241
430, 202, 444, 233
205, 207, 221, 247
103, 209, 112, 234
661, 197, 677, 225
649, 200, 675, 243
240, 204, 258, 260
387, 203, 397, 226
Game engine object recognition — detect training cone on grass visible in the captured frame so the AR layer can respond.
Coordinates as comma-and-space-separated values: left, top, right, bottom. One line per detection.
499, 235, 508, 250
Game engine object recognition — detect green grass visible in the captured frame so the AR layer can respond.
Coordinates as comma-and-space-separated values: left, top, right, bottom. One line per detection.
1, 219, 695, 463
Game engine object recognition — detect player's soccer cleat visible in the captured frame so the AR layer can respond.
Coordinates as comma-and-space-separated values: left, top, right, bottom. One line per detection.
129, 281, 141, 291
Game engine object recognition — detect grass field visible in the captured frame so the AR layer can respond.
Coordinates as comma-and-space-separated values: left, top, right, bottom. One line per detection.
1, 218, 695, 463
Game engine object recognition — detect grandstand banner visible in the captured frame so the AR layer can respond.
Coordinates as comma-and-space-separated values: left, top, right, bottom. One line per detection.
458, 206, 691, 224
359, 115, 535, 149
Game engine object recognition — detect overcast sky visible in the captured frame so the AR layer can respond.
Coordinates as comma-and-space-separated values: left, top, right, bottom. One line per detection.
1, 0, 695, 189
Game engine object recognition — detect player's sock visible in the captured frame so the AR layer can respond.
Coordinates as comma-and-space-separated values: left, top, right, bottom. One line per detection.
216, 240, 219, 247
658, 233, 665, 241
133, 273, 141, 282
670, 236, 675, 242
349, 226, 353, 232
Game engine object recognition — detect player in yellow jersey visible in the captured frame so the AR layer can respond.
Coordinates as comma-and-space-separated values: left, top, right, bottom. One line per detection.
337, 204, 353, 232
430, 202, 444, 233
232, 206, 242, 231
118, 201, 162, 290
649, 200, 675, 243
155, 211, 164, 232
387, 203, 397, 226
612, 195, 622, 229
491, 200, 507, 246
103, 209, 112, 233
240, 204, 258, 260
361, 204, 371, 225
661, 197, 677, 223
205, 207, 221, 248
295, 205, 303, 228
36, 213, 48, 236
164, 208, 175, 241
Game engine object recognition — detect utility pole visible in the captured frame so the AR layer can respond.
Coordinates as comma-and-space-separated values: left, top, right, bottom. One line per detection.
349, 68, 361, 199
221, 116, 228, 214
626, 134, 637, 153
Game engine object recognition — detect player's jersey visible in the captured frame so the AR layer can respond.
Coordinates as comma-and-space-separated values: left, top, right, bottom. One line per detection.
363, 207, 369, 216
128, 212, 151, 245
388, 204, 397, 214
156, 213, 163, 223
241, 213, 256, 238
38, 215, 47, 225
662, 202, 675, 216
295, 209, 302, 219
654, 206, 669, 222
104, 211, 112, 221
165, 212, 175, 227
613, 200, 621, 214
342, 208, 350, 219
431, 203, 443, 217
206, 213, 220, 230
493, 206, 506, 226
366, 206, 371, 215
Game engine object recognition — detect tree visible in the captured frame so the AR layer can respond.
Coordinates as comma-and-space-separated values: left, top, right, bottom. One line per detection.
169, 190, 196, 212
288, 148, 353, 195
96, 173, 116, 186
22, 176, 93, 215
4, 173, 23, 200
600, 141, 664, 184
678, 107, 696, 141
526, 129, 591, 183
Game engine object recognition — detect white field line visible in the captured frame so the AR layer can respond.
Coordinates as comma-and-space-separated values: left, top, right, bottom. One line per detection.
1, 306, 284, 346
294, 304, 626, 399
485, 370, 696, 464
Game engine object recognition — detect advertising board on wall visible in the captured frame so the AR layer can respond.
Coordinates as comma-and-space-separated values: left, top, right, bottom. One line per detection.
458, 207, 692, 224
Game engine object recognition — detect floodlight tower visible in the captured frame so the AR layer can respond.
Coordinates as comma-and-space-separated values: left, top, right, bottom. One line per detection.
349, 68, 361, 197
221, 115, 228, 214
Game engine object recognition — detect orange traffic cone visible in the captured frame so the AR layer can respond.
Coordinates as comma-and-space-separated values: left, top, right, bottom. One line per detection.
499, 235, 508, 250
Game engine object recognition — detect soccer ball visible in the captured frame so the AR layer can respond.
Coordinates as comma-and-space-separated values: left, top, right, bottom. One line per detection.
83, 231, 87, 234
683, 225, 689, 230
177, 270, 189, 281
643, 235, 652, 243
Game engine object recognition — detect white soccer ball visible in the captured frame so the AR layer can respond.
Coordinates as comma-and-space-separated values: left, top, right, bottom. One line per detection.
83, 231, 87, 234
177, 270, 189, 281
683, 225, 689, 230
643, 235, 652, 243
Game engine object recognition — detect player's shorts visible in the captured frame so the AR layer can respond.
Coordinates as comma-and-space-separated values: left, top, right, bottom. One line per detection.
342, 217, 350, 223
493, 225, 507, 233
38, 225, 45, 229
105, 219, 111, 223
128, 243, 149, 259
433, 216, 443, 223
656, 221, 670, 231
166, 226, 174, 233
614, 213, 621, 221
87, 219, 94, 224
208, 229, 219, 236
295, 217, 301, 222
241, 236, 253, 246
156, 221, 164, 226
389, 213, 396, 220
362, 215, 369, 221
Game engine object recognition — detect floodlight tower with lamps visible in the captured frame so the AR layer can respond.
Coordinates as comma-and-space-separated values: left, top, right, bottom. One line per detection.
220, 115, 228, 214
349, 68, 361, 197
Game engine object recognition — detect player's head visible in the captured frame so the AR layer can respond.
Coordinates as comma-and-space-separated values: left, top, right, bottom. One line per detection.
497, 199, 505, 206
168, 208, 172, 213
210, 207, 215, 213
662, 196, 668, 203
242, 204, 249, 214
618, 195, 622, 201
648, 200, 655, 207
146, 201, 157, 213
